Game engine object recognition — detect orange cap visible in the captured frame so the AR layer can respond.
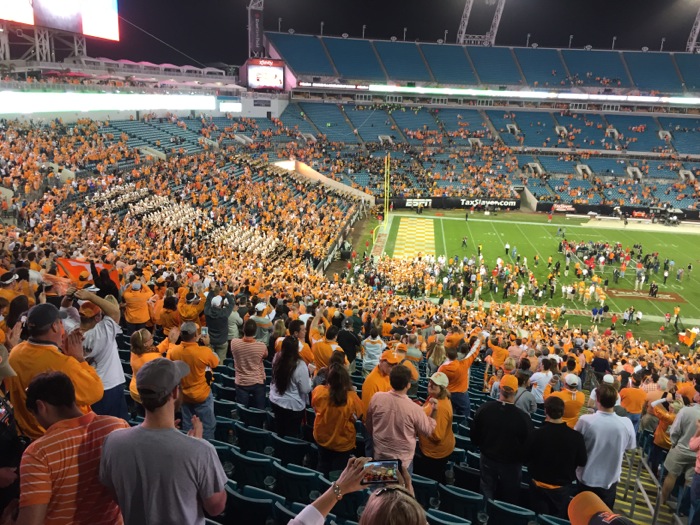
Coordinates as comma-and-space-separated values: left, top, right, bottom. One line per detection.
568, 491, 634, 525
380, 350, 402, 365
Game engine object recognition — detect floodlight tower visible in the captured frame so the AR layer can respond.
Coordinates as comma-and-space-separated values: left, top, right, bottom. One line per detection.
457, 0, 507, 46
687, 5, 700, 53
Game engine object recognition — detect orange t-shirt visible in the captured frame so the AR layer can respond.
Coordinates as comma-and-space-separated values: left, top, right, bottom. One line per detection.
312, 385, 364, 452
620, 387, 647, 415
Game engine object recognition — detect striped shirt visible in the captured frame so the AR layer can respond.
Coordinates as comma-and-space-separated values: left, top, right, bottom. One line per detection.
230, 336, 267, 386
20, 412, 128, 524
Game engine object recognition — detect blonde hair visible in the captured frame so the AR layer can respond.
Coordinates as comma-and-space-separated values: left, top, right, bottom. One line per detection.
430, 343, 446, 368
359, 487, 426, 525
503, 357, 517, 373
130, 328, 153, 356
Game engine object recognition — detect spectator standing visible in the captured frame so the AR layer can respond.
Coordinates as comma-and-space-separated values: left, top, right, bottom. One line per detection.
337, 318, 361, 374
544, 374, 585, 428
312, 325, 343, 369
526, 397, 588, 518
121, 278, 153, 334
203, 289, 235, 361
575, 383, 636, 508
230, 319, 268, 409
312, 363, 364, 476
514, 372, 538, 415
75, 288, 127, 419
226, 297, 244, 345
620, 373, 647, 433
128, 327, 178, 405
471, 374, 534, 504
250, 301, 273, 345
529, 358, 554, 409
366, 365, 437, 473
360, 328, 386, 377
661, 384, 700, 506
16, 372, 128, 525
167, 322, 218, 440
100, 358, 227, 524
414, 372, 455, 483
438, 338, 480, 417
270, 336, 313, 437
7, 303, 104, 440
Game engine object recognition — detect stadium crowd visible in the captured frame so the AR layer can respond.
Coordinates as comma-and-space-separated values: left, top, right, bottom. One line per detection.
0, 112, 698, 525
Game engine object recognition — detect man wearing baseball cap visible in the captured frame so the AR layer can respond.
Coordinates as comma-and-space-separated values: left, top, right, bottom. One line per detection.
415, 372, 456, 483
471, 373, 534, 504
568, 491, 635, 525
100, 358, 227, 524
7, 303, 104, 440
361, 350, 401, 458
544, 372, 585, 428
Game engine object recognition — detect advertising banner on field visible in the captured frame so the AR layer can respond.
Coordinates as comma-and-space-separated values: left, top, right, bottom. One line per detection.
390, 197, 520, 210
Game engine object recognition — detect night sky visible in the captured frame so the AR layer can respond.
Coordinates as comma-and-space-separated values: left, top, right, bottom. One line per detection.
86, 0, 700, 67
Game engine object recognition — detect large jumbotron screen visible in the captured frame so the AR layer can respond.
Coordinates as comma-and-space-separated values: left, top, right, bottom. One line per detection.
0, 0, 120, 41
247, 58, 284, 90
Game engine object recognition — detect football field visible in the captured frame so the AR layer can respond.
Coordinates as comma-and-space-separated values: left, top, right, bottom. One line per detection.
381, 210, 700, 343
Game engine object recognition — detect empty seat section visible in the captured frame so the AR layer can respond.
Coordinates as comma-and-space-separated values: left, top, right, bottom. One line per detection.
560, 50, 630, 87
435, 108, 492, 146
485, 110, 520, 147
658, 117, 700, 155
266, 33, 335, 76
623, 52, 682, 92
513, 48, 566, 87
467, 46, 523, 85
390, 108, 440, 145
343, 105, 395, 142
279, 103, 319, 136
604, 114, 664, 152
583, 157, 626, 177
511, 111, 558, 148
420, 44, 477, 85
322, 37, 386, 81
551, 112, 610, 149
673, 53, 700, 91
372, 41, 432, 81
297, 103, 358, 143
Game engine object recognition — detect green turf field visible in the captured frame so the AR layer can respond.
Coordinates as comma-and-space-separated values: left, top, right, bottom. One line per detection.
382, 210, 700, 344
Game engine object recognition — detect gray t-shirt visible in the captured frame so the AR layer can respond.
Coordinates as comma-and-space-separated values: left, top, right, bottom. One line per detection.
100, 426, 227, 525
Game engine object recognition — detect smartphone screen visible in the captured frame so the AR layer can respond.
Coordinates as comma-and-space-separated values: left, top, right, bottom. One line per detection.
201, 327, 208, 336
361, 460, 400, 485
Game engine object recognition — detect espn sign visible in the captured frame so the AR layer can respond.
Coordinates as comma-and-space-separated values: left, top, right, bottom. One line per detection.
405, 199, 432, 208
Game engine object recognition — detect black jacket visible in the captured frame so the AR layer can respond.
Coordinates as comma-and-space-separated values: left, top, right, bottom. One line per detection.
471, 400, 533, 464
526, 421, 588, 485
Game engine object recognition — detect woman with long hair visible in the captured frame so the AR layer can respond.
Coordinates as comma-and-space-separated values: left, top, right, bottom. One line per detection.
414, 372, 455, 483
312, 363, 364, 476
268, 318, 287, 361
157, 295, 181, 336
129, 327, 179, 404
270, 335, 313, 437
3, 295, 29, 333
425, 334, 446, 376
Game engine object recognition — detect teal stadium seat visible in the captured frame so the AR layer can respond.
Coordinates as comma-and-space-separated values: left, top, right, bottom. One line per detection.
537, 514, 571, 525
438, 484, 484, 523
230, 447, 274, 489
486, 499, 536, 525
222, 485, 273, 525
427, 509, 471, 525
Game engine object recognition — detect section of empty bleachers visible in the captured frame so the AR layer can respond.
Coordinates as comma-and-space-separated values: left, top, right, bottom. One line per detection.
560, 49, 630, 87
109, 120, 200, 154
297, 103, 358, 143
419, 44, 478, 85
372, 41, 432, 82
265, 33, 336, 76
622, 52, 682, 92
513, 48, 566, 88
551, 112, 611, 149
433, 108, 492, 146
510, 111, 559, 148
279, 103, 319, 136
389, 107, 441, 145
342, 105, 396, 142
658, 116, 700, 155
322, 37, 386, 81
673, 52, 700, 91
604, 114, 665, 152
582, 157, 626, 177
537, 156, 577, 175
467, 46, 523, 86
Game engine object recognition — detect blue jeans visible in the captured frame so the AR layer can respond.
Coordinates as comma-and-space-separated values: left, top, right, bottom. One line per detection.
628, 412, 641, 435
235, 383, 266, 410
92, 384, 129, 420
451, 391, 471, 418
690, 472, 700, 525
181, 392, 216, 440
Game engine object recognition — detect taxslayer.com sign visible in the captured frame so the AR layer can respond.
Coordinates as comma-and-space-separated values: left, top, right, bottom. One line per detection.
460, 198, 517, 207
552, 204, 576, 213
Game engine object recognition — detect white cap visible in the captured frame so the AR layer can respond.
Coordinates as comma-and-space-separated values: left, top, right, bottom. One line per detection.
255, 302, 266, 312
434, 326, 442, 333
603, 374, 615, 384
565, 374, 579, 387
211, 296, 223, 308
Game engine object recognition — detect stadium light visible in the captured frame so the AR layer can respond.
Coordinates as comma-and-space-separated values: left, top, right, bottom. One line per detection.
362, 25, 366, 38
321, 21, 324, 36
660, 37, 666, 51
403, 27, 407, 41
444, 29, 448, 42
612, 36, 617, 50
568, 35, 573, 48
278, 17, 282, 32
526, 33, 531, 47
